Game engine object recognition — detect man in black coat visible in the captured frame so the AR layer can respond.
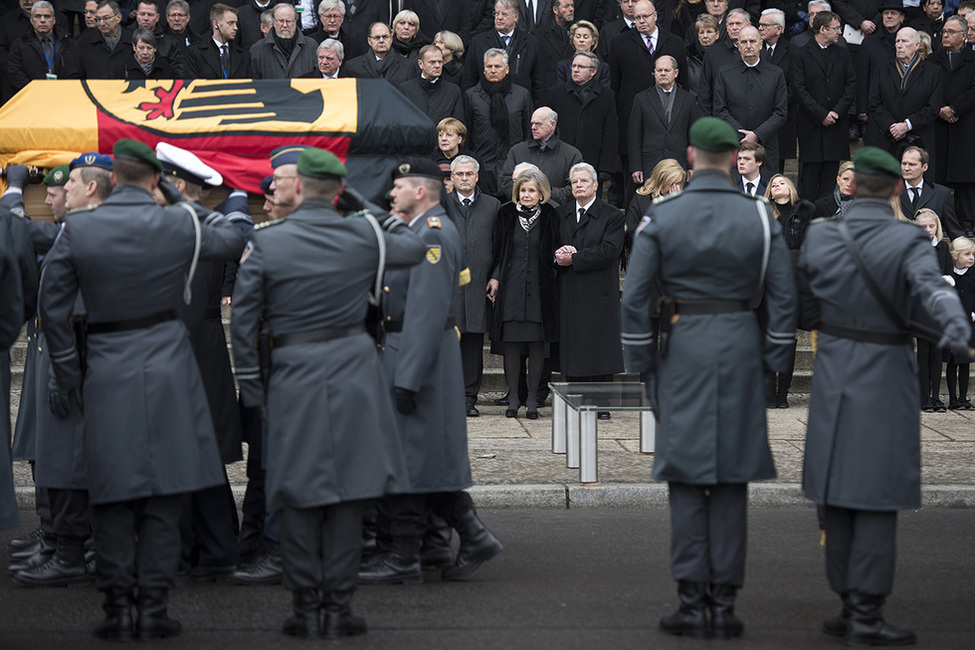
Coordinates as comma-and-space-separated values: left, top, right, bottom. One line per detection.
186, 2, 250, 78
465, 0, 547, 106
546, 50, 620, 185
629, 54, 701, 182
234, 0, 276, 49
404, 0, 487, 46
532, 0, 574, 85
248, 3, 318, 78
342, 21, 414, 86
866, 26, 943, 177
305, 0, 354, 59
340, 0, 391, 63
7, 1, 76, 97
161, 0, 199, 47
76, 0, 133, 79
759, 8, 796, 173
698, 7, 751, 115
793, 10, 857, 201
857, 3, 904, 121
713, 25, 789, 174
595, 0, 637, 62
899, 145, 963, 236
399, 44, 463, 125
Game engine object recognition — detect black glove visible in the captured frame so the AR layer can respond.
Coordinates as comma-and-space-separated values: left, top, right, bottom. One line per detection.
335, 185, 367, 212
4, 164, 29, 190
394, 387, 417, 415
48, 380, 82, 419
939, 321, 973, 361
157, 177, 183, 205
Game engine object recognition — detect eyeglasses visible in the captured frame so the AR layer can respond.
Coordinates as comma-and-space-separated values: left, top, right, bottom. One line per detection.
369, 34, 391, 40
452, 171, 476, 178
94, 14, 118, 23
274, 18, 297, 25
943, 28, 965, 35
757, 23, 779, 29
167, 12, 187, 19
570, 64, 596, 70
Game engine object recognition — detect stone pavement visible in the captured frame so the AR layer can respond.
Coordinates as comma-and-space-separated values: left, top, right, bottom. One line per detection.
10, 391, 975, 509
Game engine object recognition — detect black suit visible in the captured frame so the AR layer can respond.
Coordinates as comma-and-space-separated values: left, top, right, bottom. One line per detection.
185, 38, 251, 79
900, 181, 963, 240
713, 58, 789, 173
465, 27, 546, 106
595, 17, 632, 63
628, 84, 701, 175
793, 39, 857, 201
735, 174, 768, 197
236, 0, 280, 50
697, 38, 739, 116
546, 79, 620, 177
342, 52, 415, 87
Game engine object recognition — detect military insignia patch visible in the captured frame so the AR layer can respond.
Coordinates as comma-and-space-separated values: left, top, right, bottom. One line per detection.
240, 240, 254, 264
426, 216, 442, 229
426, 245, 441, 264
53, 170, 64, 183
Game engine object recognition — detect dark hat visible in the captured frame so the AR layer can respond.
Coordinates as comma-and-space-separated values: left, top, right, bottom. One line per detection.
852, 146, 902, 178
43, 164, 70, 186
436, 159, 452, 179
155, 142, 222, 187
296, 147, 347, 180
111, 139, 163, 173
259, 174, 274, 195
879, 1, 905, 12
391, 158, 444, 182
269, 145, 309, 169
689, 117, 740, 153
68, 152, 113, 172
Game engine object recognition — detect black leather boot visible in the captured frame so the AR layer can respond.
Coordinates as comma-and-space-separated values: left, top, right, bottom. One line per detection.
7, 527, 43, 551
135, 587, 182, 640
230, 545, 282, 585
659, 580, 710, 638
321, 590, 367, 639
822, 593, 851, 637
709, 583, 744, 638
93, 590, 134, 641
357, 535, 423, 585
14, 535, 89, 587
7, 544, 55, 574
420, 515, 453, 569
282, 589, 321, 637
845, 592, 916, 646
9, 533, 55, 561
441, 510, 503, 581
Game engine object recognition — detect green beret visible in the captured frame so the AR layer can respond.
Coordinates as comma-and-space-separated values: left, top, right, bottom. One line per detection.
852, 146, 902, 179
43, 164, 70, 187
112, 138, 164, 173
296, 147, 347, 180
689, 117, 740, 153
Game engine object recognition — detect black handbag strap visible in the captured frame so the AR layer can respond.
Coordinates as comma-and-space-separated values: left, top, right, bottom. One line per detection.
836, 219, 908, 331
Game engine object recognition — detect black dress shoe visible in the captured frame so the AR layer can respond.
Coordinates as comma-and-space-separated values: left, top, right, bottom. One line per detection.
7, 527, 43, 551
14, 555, 89, 587
231, 551, 282, 585
7, 546, 55, 573
466, 405, 480, 417
282, 589, 320, 638
357, 554, 423, 585
493, 396, 510, 406
932, 399, 947, 412
9, 536, 54, 561
597, 411, 611, 420
322, 611, 367, 639
845, 592, 915, 646
526, 409, 539, 420
505, 408, 518, 418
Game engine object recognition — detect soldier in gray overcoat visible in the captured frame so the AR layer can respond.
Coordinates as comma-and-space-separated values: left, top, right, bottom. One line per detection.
797, 146, 971, 647
621, 118, 798, 639
39, 139, 248, 641
230, 148, 426, 639
359, 159, 503, 586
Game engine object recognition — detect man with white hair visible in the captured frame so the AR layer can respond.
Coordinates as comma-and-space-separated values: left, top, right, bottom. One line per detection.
311, 38, 343, 78
248, 3, 317, 78
759, 8, 796, 173
499, 106, 584, 204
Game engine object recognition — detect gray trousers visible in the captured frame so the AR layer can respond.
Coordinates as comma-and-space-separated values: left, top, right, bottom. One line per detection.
668, 482, 748, 586
823, 505, 897, 596
280, 501, 364, 597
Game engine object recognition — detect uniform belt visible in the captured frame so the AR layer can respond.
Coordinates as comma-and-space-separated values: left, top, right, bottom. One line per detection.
86, 310, 178, 335
384, 316, 456, 333
675, 299, 751, 315
205, 307, 222, 321
819, 321, 910, 345
272, 323, 366, 348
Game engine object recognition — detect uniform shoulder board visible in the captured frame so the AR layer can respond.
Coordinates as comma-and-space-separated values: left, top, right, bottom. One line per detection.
426, 215, 442, 229
255, 217, 286, 230
753, 194, 770, 205
64, 205, 97, 216
809, 215, 840, 225
9, 206, 28, 218
343, 209, 370, 219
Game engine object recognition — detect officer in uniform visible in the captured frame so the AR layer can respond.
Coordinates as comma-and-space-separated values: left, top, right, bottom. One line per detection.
12, 154, 113, 587
621, 117, 798, 639
155, 142, 248, 581
797, 147, 971, 647
231, 147, 426, 638
39, 139, 248, 641
358, 159, 503, 586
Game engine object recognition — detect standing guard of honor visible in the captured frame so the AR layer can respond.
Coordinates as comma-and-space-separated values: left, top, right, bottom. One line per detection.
230, 147, 427, 639
621, 117, 798, 639
797, 147, 971, 647
39, 139, 249, 641
358, 159, 503, 586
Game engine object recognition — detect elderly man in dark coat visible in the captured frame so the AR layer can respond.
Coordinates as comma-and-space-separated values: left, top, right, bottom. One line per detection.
532, 0, 575, 82
621, 117, 797, 640
75, 0, 133, 79
464, 0, 547, 105
359, 159, 502, 586
248, 3, 317, 78
499, 106, 584, 204
450, 155, 501, 416
398, 44, 463, 125
232, 148, 426, 639
797, 146, 970, 647
341, 20, 414, 86
555, 162, 625, 389
39, 139, 248, 641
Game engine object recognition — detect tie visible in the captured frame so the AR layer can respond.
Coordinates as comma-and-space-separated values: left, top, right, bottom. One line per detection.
578, 207, 585, 223
526, 0, 535, 30
502, 34, 510, 49
220, 44, 229, 78
41, 36, 53, 69
645, 34, 654, 55
910, 187, 920, 211
745, 182, 754, 196
347, 0, 357, 16
463, 198, 472, 209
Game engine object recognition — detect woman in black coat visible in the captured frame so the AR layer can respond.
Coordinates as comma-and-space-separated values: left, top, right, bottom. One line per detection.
623, 158, 686, 270
433, 30, 465, 86
487, 168, 559, 419
812, 160, 856, 220
915, 209, 952, 411
125, 28, 175, 80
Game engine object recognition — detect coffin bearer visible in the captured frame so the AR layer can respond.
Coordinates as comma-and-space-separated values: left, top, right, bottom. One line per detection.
621, 117, 798, 639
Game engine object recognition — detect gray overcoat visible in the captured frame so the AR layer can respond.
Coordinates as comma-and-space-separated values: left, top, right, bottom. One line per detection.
39, 185, 246, 505
798, 199, 969, 510
382, 204, 473, 493
621, 170, 798, 485
231, 200, 426, 511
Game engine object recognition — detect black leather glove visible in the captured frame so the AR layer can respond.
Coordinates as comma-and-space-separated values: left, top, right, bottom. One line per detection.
48, 379, 82, 419
394, 387, 417, 415
4, 164, 29, 190
157, 177, 183, 205
939, 320, 973, 361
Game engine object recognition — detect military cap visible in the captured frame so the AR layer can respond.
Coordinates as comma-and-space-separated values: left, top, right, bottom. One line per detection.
112, 139, 163, 173
391, 158, 443, 182
689, 117, 740, 153
43, 164, 70, 186
269, 145, 309, 169
69, 152, 113, 172
259, 174, 274, 195
296, 147, 347, 180
852, 146, 902, 178
155, 142, 223, 187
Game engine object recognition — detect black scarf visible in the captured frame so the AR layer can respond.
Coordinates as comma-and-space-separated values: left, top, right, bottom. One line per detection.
419, 75, 439, 93
273, 30, 297, 58
570, 78, 596, 104
479, 75, 512, 140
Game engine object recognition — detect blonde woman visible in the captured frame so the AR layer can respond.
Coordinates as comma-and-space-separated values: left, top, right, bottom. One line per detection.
915, 209, 951, 411
434, 30, 465, 85
623, 159, 687, 269
555, 21, 610, 88
812, 160, 855, 219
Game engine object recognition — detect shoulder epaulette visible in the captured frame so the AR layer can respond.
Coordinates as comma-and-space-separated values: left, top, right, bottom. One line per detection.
810, 215, 840, 225
255, 217, 286, 230
343, 209, 371, 219
426, 215, 442, 229
64, 205, 97, 216
749, 194, 770, 205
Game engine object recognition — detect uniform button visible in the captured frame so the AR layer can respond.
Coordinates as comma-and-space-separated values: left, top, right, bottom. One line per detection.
386, 315, 392, 321
383, 286, 389, 293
